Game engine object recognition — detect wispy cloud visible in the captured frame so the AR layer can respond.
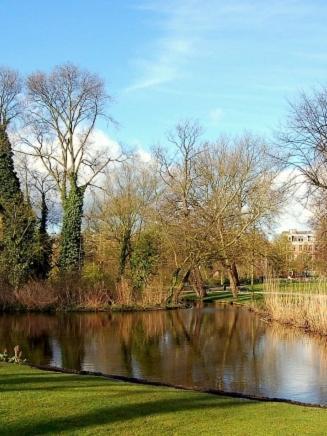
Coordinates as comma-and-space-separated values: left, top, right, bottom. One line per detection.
125, 1, 204, 92
125, 36, 194, 92
126, 0, 315, 93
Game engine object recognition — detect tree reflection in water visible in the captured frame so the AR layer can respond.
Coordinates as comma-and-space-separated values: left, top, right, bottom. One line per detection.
0, 305, 326, 404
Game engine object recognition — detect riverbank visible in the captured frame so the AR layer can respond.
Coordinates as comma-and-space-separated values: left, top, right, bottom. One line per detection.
185, 284, 327, 336
0, 302, 186, 314
0, 280, 187, 313
0, 363, 326, 435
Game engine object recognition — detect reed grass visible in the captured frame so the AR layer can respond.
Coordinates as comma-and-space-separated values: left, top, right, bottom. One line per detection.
264, 278, 327, 335
1, 275, 170, 312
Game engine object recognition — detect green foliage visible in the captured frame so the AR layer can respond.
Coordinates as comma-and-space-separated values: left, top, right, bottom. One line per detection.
34, 193, 52, 279
0, 204, 38, 287
59, 178, 86, 272
130, 230, 160, 291
0, 126, 38, 287
0, 126, 21, 202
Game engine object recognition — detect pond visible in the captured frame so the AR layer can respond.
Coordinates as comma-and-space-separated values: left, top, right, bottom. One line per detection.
0, 304, 326, 405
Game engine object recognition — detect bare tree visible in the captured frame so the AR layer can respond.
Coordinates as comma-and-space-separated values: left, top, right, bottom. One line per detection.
279, 87, 327, 193
90, 159, 158, 280
194, 135, 284, 297
156, 119, 203, 218
0, 67, 22, 128
22, 63, 117, 271
23, 63, 115, 199
155, 120, 207, 301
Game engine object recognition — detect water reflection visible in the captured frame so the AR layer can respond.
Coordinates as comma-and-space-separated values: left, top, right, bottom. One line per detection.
0, 304, 326, 404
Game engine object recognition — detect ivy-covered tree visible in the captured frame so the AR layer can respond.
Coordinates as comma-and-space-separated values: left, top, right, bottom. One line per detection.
130, 230, 160, 293
24, 64, 116, 273
59, 177, 86, 271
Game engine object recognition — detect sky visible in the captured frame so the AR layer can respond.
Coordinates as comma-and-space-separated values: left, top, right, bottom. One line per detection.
2, 0, 327, 230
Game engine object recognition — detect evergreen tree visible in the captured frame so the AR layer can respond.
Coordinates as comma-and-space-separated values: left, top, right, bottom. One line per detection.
0, 126, 21, 202
34, 191, 52, 279
0, 126, 37, 286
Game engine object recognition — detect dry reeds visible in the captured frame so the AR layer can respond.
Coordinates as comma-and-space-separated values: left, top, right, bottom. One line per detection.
264, 278, 327, 335
114, 276, 168, 308
2, 275, 169, 312
14, 281, 58, 310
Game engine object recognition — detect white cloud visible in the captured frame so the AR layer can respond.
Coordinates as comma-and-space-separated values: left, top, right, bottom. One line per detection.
90, 129, 121, 160
275, 168, 313, 233
136, 148, 152, 162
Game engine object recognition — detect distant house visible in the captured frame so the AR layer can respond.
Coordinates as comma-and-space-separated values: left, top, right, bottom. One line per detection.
283, 229, 317, 266
280, 229, 317, 277
282, 229, 316, 259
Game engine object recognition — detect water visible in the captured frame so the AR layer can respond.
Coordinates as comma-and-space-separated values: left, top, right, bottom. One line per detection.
0, 303, 326, 405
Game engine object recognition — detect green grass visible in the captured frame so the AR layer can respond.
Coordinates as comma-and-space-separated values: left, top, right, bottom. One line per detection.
183, 280, 327, 306
0, 364, 326, 435
183, 289, 263, 305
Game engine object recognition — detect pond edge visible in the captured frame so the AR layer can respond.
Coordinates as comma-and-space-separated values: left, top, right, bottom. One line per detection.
28, 363, 327, 410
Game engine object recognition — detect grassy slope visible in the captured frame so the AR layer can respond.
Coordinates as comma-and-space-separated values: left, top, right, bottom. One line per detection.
0, 364, 326, 435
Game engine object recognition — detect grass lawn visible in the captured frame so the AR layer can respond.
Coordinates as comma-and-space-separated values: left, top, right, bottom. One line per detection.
183, 280, 327, 306
0, 364, 326, 435
183, 289, 263, 305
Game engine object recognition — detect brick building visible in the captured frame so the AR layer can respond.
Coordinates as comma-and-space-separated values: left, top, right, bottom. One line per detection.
283, 229, 316, 259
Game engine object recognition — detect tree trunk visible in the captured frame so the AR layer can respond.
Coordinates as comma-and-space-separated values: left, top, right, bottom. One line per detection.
59, 178, 86, 273
35, 192, 52, 279
231, 262, 240, 287
166, 268, 191, 304
190, 266, 207, 299
227, 262, 240, 299
118, 229, 132, 278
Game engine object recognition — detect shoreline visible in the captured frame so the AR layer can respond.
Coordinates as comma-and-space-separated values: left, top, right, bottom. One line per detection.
28, 363, 327, 409
0, 302, 190, 314
208, 297, 327, 338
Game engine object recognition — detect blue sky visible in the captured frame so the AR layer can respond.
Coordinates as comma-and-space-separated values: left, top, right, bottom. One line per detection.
2, 0, 327, 149
2, 0, 327, 229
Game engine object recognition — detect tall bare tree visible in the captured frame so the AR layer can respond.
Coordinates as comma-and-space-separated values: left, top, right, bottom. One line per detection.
194, 135, 283, 297
156, 120, 207, 301
279, 87, 327, 193
0, 67, 22, 128
22, 63, 116, 272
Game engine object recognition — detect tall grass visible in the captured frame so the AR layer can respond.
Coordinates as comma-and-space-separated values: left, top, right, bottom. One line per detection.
114, 277, 168, 308
0, 275, 169, 312
264, 278, 327, 335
